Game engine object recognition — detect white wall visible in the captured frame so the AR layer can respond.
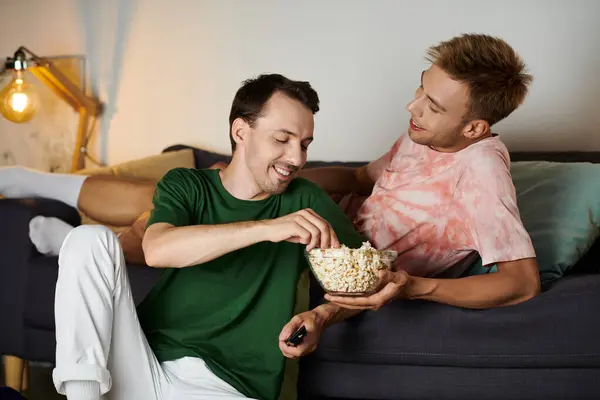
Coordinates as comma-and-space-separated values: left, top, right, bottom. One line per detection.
1, 0, 599, 170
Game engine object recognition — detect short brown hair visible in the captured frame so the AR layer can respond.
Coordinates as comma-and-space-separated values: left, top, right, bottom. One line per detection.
426, 33, 532, 126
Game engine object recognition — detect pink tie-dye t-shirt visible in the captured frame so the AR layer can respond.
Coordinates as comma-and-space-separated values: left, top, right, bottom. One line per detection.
346, 133, 535, 278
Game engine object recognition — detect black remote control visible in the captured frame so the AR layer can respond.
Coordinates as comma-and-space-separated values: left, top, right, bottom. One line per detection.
285, 325, 307, 347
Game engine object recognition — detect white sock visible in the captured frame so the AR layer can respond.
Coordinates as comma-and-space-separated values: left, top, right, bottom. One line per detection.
29, 216, 75, 255
0, 166, 87, 208
65, 380, 101, 400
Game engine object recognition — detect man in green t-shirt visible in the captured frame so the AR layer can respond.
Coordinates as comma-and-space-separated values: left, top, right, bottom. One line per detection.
52, 74, 365, 400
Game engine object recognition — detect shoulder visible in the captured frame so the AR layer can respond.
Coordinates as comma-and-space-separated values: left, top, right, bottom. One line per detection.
159, 168, 215, 185
282, 177, 335, 209
155, 168, 217, 199
285, 177, 327, 197
456, 137, 515, 194
461, 136, 511, 175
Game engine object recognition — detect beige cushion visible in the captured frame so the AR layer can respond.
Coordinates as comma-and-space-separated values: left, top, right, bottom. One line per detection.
76, 149, 195, 180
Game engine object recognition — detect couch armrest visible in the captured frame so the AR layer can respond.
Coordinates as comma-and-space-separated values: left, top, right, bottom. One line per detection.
0, 198, 81, 259
0, 198, 80, 357
0, 198, 81, 227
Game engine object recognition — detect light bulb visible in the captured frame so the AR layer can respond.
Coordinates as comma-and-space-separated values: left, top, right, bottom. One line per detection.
0, 70, 39, 123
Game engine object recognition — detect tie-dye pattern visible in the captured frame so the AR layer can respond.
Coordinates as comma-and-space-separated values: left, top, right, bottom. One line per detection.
351, 133, 535, 277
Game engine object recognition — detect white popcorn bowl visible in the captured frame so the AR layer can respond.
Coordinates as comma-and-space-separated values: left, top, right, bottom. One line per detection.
305, 247, 398, 296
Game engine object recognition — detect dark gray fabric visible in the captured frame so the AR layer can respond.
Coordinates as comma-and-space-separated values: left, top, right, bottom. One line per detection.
298, 362, 600, 400
307, 274, 600, 369
0, 200, 33, 359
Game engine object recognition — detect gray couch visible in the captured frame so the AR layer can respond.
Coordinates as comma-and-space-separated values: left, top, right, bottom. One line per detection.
1, 145, 600, 400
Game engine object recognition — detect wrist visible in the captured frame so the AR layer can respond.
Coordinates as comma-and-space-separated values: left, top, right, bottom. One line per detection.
251, 220, 272, 243
311, 303, 340, 328
405, 275, 437, 300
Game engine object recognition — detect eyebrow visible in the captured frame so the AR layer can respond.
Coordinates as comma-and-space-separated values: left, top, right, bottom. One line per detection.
277, 129, 313, 142
420, 70, 447, 112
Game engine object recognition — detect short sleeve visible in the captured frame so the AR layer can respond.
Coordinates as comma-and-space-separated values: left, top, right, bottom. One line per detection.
147, 168, 196, 228
366, 137, 403, 182
310, 188, 366, 248
456, 151, 536, 266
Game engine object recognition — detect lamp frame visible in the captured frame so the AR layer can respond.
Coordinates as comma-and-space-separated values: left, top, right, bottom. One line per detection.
2, 46, 102, 172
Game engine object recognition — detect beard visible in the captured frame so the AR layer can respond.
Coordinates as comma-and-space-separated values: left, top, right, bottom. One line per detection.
248, 160, 295, 196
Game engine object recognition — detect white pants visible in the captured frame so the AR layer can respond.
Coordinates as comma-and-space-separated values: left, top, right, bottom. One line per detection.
52, 225, 253, 400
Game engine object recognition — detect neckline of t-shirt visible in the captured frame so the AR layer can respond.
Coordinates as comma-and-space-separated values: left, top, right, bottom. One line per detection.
415, 133, 500, 158
208, 168, 275, 207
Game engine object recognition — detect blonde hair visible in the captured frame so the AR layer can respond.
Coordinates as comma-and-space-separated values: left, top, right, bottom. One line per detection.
426, 33, 533, 126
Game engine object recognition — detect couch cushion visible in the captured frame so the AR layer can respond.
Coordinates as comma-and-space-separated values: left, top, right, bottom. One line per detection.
307, 274, 600, 369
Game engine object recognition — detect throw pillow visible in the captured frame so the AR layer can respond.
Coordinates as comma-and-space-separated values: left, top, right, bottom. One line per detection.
510, 161, 600, 284
77, 148, 195, 180
461, 161, 600, 283
463, 161, 600, 284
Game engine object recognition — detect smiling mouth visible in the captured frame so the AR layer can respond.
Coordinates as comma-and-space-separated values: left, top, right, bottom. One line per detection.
410, 119, 425, 131
273, 165, 293, 181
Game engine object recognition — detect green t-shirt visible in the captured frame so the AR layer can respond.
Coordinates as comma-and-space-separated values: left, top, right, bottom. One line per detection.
137, 168, 364, 400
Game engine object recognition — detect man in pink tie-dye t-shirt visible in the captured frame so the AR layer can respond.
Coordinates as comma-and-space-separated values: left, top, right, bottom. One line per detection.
302, 34, 541, 310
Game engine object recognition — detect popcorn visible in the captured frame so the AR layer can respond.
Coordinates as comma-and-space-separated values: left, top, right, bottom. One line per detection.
307, 242, 398, 294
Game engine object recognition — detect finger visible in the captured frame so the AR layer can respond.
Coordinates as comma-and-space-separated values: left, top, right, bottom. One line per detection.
328, 282, 400, 310
280, 334, 317, 358
329, 225, 340, 248
379, 270, 407, 287
324, 293, 380, 309
364, 284, 400, 309
288, 222, 312, 246
374, 270, 394, 291
298, 210, 328, 249
278, 316, 302, 341
295, 215, 321, 251
302, 209, 333, 249
324, 296, 374, 310
279, 341, 300, 359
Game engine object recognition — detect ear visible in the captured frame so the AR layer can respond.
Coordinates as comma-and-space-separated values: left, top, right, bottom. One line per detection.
461, 119, 489, 140
231, 118, 250, 148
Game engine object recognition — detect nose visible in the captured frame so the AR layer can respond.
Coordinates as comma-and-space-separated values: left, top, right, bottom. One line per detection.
406, 91, 424, 118
285, 143, 306, 169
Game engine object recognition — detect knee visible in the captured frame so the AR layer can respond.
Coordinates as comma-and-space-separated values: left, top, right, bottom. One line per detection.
62, 225, 118, 248
59, 225, 121, 269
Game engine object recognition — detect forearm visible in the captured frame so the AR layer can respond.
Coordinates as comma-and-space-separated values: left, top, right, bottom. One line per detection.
299, 166, 372, 195
143, 221, 266, 268
312, 302, 362, 327
407, 272, 540, 309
